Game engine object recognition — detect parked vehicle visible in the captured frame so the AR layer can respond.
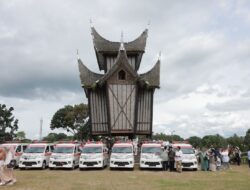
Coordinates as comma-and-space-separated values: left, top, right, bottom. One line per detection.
172, 143, 198, 171
1, 142, 28, 167
140, 143, 163, 169
79, 142, 108, 169
19, 142, 54, 169
110, 143, 134, 169
49, 142, 81, 169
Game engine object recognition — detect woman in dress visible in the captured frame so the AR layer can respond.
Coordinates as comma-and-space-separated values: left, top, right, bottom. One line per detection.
198, 148, 209, 171
209, 149, 217, 172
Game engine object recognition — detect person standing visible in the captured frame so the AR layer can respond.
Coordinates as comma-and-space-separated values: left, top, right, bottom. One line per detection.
0, 147, 16, 186
0, 147, 5, 166
209, 149, 216, 172
175, 146, 183, 173
161, 146, 169, 171
221, 148, 230, 170
247, 149, 250, 168
168, 146, 175, 172
0, 147, 6, 184
197, 148, 209, 171
235, 148, 241, 166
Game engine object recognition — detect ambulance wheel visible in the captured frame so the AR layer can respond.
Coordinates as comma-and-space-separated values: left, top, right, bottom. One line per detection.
41, 161, 46, 170
71, 162, 75, 170
193, 168, 197, 171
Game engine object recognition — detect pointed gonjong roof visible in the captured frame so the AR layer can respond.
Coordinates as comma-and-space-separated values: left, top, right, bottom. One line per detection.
91, 27, 148, 71
91, 27, 148, 53
139, 60, 160, 88
78, 30, 159, 89
78, 59, 103, 88
78, 53, 160, 89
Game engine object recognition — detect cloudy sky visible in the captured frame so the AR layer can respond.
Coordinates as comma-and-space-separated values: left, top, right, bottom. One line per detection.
1, 0, 250, 139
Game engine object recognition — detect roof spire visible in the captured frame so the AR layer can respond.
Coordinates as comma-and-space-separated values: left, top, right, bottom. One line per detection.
121, 30, 124, 43
158, 51, 161, 61
77, 49, 80, 60
89, 18, 93, 28
147, 20, 151, 28
119, 30, 125, 51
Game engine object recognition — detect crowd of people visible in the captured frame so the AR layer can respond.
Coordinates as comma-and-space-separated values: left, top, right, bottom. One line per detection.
160, 145, 248, 173
0, 147, 16, 186
196, 147, 231, 172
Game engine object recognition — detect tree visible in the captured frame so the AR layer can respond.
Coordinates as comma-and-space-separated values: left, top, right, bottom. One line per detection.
152, 133, 171, 141
0, 104, 19, 143
201, 134, 227, 148
187, 136, 202, 148
227, 134, 245, 151
43, 133, 70, 142
152, 133, 184, 142
244, 129, 250, 150
50, 104, 89, 140
172, 135, 184, 142
16, 131, 26, 140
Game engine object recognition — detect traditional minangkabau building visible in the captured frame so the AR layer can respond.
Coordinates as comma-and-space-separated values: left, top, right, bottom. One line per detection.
78, 26, 160, 138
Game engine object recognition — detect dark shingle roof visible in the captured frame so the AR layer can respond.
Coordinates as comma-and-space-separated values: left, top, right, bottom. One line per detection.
78, 59, 103, 87
91, 27, 148, 53
139, 60, 160, 88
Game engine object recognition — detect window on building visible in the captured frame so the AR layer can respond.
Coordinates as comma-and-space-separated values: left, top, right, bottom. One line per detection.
118, 70, 126, 80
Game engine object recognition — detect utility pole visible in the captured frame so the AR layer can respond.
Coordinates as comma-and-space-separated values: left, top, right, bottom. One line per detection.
39, 117, 43, 141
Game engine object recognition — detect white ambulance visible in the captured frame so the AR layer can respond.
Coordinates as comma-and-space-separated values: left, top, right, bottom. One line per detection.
110, 142, 134, 169
140, 143, 163, 169
172, 143, 198, 171
49, 142, 81, 169
19, 142, 54, 169
1, 142, 28, 168
79, 142, 108, 169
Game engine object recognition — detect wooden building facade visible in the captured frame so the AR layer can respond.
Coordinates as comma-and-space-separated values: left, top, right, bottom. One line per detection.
78, 27, 160, 137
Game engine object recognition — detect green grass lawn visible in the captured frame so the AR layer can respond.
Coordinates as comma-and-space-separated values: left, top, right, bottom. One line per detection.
2, 165, 250, 190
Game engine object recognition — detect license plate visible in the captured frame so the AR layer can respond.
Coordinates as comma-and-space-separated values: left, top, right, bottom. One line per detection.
118, 163, 125, 166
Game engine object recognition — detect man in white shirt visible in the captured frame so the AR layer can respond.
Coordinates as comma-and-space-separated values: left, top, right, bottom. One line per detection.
175, 146, 183, 173
221, 148, 230, 169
